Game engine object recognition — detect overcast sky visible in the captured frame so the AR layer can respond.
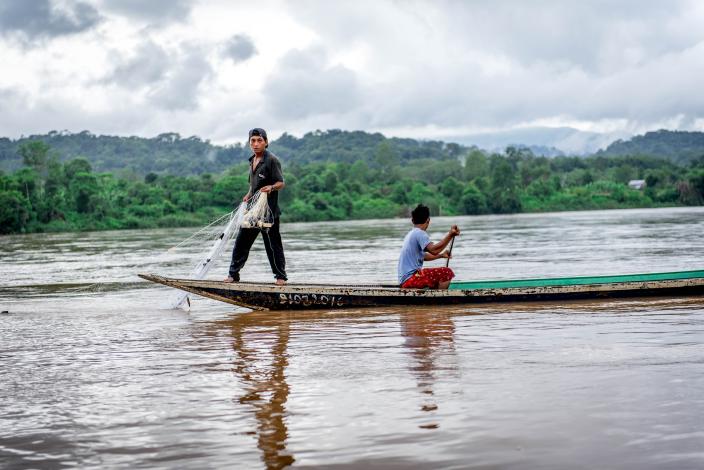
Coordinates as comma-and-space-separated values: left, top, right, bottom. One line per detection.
1, 0, 703, 149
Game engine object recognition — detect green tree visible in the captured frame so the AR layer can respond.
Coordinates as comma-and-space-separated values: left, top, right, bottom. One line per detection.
71, 172, 99, 213
489, 156, 522, 213
439, 176, 464, 213
64, 158, 93, 181
461, 183, 488, 215
211, 174, 249, 206
19, 140, 52, 174
373, 141, 400, 182
612, 164, 636, 184
0, 190, 31, 233
322, 169, 339, 193
349, 160, 369, 183
351, 196, 400, 219
687, 169, 704, 203
463, 149, 489, 180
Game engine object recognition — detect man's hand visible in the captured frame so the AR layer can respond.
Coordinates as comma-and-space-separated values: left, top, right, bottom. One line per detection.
261, 185, 274, 193
450, 225, 460, 237
441, 250, 452, 259
242, 193, 251, 202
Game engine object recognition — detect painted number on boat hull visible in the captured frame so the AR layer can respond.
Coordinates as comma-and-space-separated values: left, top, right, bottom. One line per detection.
279, 293, 345, 307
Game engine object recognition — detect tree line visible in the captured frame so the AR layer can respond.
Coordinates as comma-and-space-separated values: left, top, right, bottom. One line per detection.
2, 138, 703, 235
0, 129, 469, 176
4, 129, 704, 178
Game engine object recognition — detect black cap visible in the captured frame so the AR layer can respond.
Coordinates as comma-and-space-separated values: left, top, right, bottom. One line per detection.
248, 128, 268, 142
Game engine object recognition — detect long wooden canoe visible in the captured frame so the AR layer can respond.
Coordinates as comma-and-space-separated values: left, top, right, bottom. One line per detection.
139, 269, 704, 311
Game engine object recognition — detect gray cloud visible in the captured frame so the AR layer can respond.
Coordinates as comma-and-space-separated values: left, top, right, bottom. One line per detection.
288, 0, 698, 74
435, 0, 698, 74
264, 47, 361, 119
102, 40, 213, 110
0, 0, 101, 43
0, 86, 157, 140
149, 46, 213, 110
2, 1, 704, 153
106, 41, 170, 88
222, 34, 256, 62
0, 86, 25, 109
100, 0, 193, 25
282, 0, 704, 135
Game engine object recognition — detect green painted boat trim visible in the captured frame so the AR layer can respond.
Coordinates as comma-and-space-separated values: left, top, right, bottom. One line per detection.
449, 269, 704, 290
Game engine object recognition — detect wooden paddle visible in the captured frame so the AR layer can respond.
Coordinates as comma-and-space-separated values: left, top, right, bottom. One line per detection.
445, 237, 455, 267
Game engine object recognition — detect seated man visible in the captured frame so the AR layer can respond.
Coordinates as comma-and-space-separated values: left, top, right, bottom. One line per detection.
398, 204, 460, 290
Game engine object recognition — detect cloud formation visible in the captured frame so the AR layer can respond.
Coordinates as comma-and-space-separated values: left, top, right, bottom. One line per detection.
148, 45, 213, 110
100, 0, 192, 24
106, 40, 170, 88
264, 47, 361, 120
0, 0, 101, 43
222, 34, 256, 63
0, 0, 703, 152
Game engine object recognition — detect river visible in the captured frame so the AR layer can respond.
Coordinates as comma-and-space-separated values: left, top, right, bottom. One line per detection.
1, 207, 703, 469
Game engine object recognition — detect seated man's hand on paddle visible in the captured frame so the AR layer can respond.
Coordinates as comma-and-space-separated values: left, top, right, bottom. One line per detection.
450, 225, 460, 237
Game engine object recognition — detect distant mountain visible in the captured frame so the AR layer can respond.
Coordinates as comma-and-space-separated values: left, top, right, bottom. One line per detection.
3, 128, 702, 177
597, 130, 704, 165
446, 126, 628, 156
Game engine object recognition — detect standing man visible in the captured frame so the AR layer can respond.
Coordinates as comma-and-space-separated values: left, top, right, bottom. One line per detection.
398, 204, 459, 289
225, 128, 288, 285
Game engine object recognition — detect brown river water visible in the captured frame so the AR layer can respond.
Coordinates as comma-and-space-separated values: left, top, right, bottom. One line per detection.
1, 207, 704, 469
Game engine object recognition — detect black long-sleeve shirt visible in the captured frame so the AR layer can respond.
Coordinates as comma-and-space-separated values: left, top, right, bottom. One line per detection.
248, 150, 284, 217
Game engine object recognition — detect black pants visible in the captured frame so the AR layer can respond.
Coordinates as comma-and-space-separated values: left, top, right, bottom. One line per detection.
228, 217, 287, 280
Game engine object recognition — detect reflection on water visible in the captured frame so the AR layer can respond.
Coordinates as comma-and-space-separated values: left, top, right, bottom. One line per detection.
1, 207, 704, 469
228, 314, 295, 469
401, 311, 457, 429
211, 309, 461, 468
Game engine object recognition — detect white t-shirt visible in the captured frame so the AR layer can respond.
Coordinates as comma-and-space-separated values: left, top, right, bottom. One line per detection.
397, 227, 430, 284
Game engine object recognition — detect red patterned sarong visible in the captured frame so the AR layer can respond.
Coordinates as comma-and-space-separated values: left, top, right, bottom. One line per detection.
401, 267, 455, 289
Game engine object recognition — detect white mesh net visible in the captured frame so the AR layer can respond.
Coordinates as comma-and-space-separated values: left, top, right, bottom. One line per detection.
241, 191, 273, 229
166, 190, 274, 310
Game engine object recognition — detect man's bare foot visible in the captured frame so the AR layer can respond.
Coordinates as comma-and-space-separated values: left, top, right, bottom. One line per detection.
275, 279, 286, 286
223, 276, 235, 283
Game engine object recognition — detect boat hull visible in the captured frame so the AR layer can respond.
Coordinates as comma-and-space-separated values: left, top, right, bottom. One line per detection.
138, 272, 704, 311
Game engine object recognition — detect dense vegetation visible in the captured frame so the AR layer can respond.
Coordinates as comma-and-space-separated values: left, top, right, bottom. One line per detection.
2, 136, 703, 235
598, 130, 704, 165
0, 129, 468, 176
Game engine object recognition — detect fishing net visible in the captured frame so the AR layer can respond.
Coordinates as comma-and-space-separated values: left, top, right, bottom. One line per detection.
166, 190, 273, 310
241, 191, 273, 229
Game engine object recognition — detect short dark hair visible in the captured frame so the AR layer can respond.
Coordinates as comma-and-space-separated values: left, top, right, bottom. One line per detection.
411, 204, 430, 224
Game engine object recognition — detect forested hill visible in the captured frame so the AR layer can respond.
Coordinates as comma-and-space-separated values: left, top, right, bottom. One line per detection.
597, 130, 704, 165
3, 128, 704, 177
0, 129, 470, 176
0, 131, 247, 176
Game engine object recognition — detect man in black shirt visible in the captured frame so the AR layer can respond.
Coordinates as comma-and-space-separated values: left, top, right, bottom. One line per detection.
225, 128, 288, 285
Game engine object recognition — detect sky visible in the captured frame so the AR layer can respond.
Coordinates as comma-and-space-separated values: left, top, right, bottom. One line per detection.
1, 0, 704, 152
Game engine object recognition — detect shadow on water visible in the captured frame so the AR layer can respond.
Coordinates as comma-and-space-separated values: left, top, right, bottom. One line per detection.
197, 295, 704, 468
201, 305, 537, 468
400, 311, 457, 430
227, 312, 295, 470
204, 307, 461, 469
